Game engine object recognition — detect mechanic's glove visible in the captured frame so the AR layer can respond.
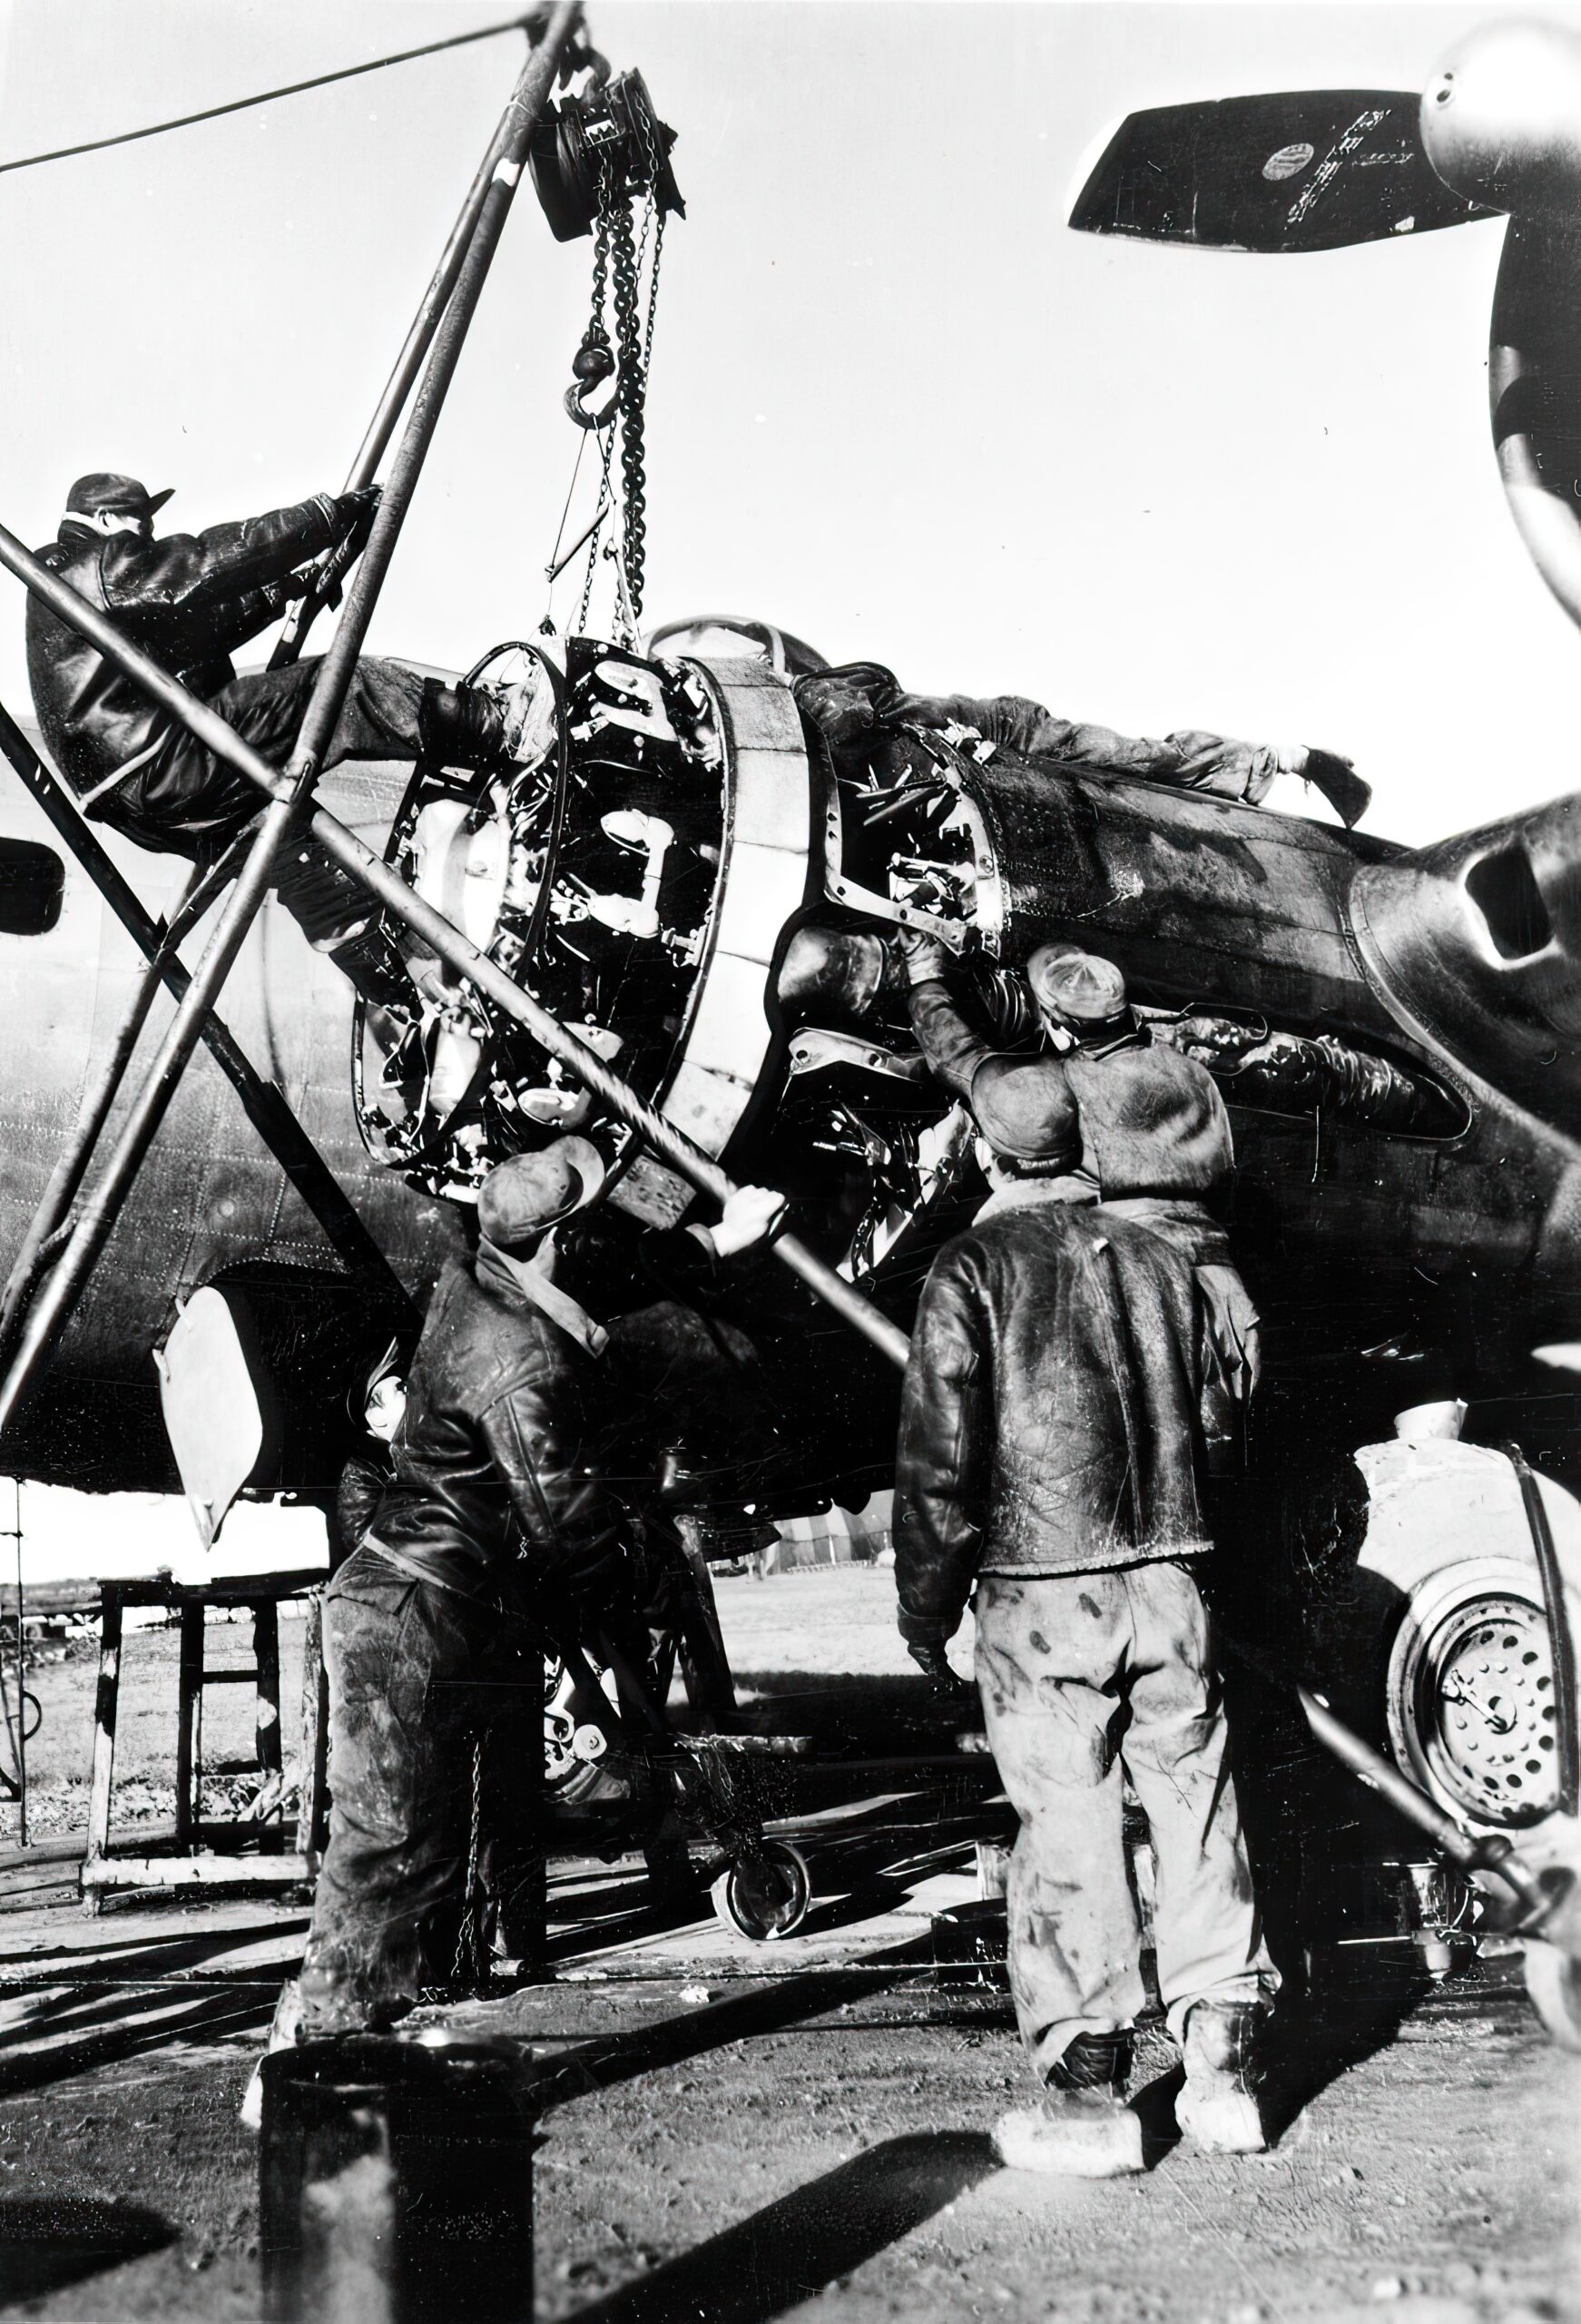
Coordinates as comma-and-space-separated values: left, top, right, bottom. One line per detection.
260, 563, 323, 615
898, 925, 950, 987
1281, 743, 1371, 830
700, 1184, 788, 1262
331, 486, 383, 545
888, 694, 958, 730
792, 664, 902, 750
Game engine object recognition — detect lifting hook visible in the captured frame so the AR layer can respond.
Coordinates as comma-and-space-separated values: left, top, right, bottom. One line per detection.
565, 336, 618, 429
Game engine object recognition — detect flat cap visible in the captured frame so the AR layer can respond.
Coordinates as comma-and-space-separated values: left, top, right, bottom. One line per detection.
476, 1136, 605, 1248
1026, 942, 1129, 1025
969, 1055, 1081, 1167
64, 473, 173, 524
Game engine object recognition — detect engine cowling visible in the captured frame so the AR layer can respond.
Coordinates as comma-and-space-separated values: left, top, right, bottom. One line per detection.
356, 636, 814, 1223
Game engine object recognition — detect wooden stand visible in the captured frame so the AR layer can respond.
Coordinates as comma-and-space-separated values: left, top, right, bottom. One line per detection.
82, 1570, 329, 1912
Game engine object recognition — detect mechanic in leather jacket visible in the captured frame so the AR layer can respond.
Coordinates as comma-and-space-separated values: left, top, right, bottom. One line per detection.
893, 936, 1276, 2172
297, 1137, 783, 2036
26, 471, 542, 1009
905, 936, 1262, 1442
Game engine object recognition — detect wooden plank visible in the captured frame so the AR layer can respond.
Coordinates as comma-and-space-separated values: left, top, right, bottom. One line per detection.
174, 1605, 204, 1847
82, 1595, 123, 1918
297, 1590, 329, 1864
78, 1851, 312, 1892
253, 1600, 283, 1855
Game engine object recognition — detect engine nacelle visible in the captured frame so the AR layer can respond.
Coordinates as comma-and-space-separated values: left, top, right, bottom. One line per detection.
358, 635, 1478, 1332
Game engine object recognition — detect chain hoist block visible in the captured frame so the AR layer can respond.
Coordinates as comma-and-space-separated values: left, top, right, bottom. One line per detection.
529, 69, 683, 242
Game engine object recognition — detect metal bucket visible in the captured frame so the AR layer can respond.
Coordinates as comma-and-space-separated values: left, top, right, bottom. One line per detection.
259, 2032, 532, 2324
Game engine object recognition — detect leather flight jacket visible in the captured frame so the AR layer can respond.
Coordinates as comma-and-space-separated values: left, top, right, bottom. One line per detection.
369, 1246, 629, 1607
893, 1196, 1226, 1649
26, 496, 343, 804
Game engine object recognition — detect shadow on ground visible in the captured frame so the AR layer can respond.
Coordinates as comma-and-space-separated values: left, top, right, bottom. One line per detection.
535, 1933, 951, 2113
545, 1783, 1012, 1963
567, 2132, 999, 2324
0, 2196, 175, 2303
730, 1670, 979, 1753
0, 1918, 289, 2101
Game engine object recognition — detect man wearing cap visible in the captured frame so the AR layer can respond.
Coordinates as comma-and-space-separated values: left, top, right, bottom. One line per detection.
297, 1137, 783, 2035
906, 933, 1260, 1430
892, 933, 1275, 2174
794, 662, 1370, 826
26, 473, 547, 1009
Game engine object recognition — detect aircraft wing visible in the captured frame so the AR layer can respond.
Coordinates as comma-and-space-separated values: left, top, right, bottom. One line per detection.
1070, 92, 1497, 252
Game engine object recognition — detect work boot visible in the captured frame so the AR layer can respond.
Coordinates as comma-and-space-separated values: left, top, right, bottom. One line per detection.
993, 2030, 1144, 2178
419, 669, 558, 772
238, 1976, 301, 2132
419, 676, 506, 768
1175, 2000, 1268, 2154
322, 922, 418, 1018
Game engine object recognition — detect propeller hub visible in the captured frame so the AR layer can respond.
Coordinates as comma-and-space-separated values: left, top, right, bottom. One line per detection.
1421, 18, 1581, 217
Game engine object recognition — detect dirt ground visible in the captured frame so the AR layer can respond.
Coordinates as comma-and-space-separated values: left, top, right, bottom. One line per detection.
0, 1568, 1576, 2324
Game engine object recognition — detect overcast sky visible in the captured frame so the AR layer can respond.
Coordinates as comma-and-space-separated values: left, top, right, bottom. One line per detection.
2, 0, 1579, 847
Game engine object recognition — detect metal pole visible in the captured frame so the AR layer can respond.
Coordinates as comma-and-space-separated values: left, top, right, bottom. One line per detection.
0, 6, 580, 1444
1298, 1686, 1552, 1922
0, 702, 408, 1318
270, 10, 587, 667
304, 814, 917, 1367
9, 1484, 25, 1848
282, 0, 582, 785
0, 524, 911, 1371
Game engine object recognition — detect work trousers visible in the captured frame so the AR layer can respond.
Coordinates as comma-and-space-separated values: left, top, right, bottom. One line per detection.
297, 1546, 539, 2039
975, 1560, 1276, 2078
101, 655, 428, 953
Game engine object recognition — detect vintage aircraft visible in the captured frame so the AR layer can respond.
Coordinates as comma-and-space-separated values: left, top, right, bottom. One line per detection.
3, 11, 1581, 1979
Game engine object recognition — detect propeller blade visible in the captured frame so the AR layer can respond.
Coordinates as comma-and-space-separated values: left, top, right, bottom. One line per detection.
1070, 91, 1497, 252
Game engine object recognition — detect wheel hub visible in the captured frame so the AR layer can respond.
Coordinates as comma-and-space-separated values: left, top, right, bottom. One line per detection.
1414, 1592, 1559, 1825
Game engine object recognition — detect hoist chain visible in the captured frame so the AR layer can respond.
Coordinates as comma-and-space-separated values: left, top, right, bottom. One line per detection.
609, 192, 648, 625
587, 164, 613, 359
450, 1731, 488, 1987
555, 146, 664, 640
637, 103, 666, 384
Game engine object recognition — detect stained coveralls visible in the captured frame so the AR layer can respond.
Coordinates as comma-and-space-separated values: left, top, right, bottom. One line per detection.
26, 495, 433, 977
898, 978, 1275, 2076
298, 1236, 629, 2034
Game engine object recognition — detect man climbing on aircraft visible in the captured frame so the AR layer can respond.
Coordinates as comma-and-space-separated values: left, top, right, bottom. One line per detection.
892, 931, 1276, 2175
794, 662, 1370, 825
26, 471, 545, 1009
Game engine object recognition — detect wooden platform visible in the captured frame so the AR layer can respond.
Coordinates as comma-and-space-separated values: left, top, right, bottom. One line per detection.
82, 1571, 327, 1911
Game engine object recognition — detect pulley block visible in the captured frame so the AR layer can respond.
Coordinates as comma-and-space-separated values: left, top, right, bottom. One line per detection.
529, 69, 683, 241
